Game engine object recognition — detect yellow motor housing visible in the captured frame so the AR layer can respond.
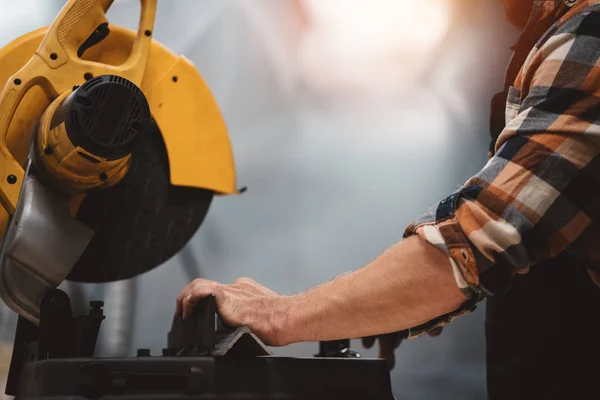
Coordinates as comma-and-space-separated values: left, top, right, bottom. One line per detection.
35, 75, 151, 192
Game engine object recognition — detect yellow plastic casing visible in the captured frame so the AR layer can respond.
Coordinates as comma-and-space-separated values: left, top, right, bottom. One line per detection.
0, 0, 238, 241
35, 90, 132, 191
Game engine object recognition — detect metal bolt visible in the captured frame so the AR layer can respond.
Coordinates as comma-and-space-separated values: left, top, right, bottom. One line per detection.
145, 30, 152, 37
44, 146, 53, 155
99, 172, 108, 182
73, 84, 80, 91
7, 175, 17, 184
50, 53, 58, 60
13, 79, 21, 86
172, 76, 178, 83
84, 72, 93, 81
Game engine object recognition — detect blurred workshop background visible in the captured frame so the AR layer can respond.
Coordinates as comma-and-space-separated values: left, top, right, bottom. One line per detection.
0, 0, 519, 399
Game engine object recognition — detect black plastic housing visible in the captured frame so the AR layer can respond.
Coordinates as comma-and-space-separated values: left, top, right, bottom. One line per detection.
52, 75, 151, 160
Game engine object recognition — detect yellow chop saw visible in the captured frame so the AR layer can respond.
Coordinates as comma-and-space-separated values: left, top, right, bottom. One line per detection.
0, 1, 394, 399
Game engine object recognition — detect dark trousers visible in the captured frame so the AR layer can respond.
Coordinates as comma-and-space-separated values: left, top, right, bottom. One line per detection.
486, 253, 600, 400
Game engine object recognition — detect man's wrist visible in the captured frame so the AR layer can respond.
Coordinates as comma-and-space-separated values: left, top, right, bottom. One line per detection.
265, 295, 293, 346
267, 294, 312, 346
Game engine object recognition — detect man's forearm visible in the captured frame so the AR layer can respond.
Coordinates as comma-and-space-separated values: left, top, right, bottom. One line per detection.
274, 235, 467, 344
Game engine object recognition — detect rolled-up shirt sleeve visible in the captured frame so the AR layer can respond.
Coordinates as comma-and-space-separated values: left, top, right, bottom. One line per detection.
404, 10, 600, 333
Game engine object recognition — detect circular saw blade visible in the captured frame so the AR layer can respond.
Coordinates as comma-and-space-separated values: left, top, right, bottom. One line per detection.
66, 124, 213, 283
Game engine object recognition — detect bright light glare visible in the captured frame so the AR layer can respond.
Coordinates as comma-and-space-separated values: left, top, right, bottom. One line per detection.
305, 0, 450, 53
298, 0, 452, 97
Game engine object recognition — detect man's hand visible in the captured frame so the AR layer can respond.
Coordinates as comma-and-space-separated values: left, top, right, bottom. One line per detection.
176, 277, 290, 346
362, 333, 404, 370
362, 327, 443, 370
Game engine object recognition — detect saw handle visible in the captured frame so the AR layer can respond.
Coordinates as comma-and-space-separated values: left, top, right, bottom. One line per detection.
44, 0, 116, 68
0, 0, 157, 215
38, 0, 157, 84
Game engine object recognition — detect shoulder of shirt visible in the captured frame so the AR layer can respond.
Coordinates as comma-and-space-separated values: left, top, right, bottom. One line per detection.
535, 2, 600, 49
518, 3, 600, 78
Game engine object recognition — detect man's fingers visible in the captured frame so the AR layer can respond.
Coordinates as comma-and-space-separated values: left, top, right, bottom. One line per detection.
234, 277, 256, 285
176, 283, 194, 316
428, 327, 443, 337
362, 336, 376, 349
182, 295, 200, 319
378, 335, 398, 370
376, 333, 403, 370
177, 279, 223, 319
176, 295, 182, 316
233, 277, 279, 296
183, 282, 221, 319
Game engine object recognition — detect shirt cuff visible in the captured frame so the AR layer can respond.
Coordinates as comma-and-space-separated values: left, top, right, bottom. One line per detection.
402, 191, 485, 337
405, 192, 483, 298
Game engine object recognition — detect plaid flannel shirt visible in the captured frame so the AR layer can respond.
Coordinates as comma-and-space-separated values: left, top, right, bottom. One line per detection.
403, 0, 600, 337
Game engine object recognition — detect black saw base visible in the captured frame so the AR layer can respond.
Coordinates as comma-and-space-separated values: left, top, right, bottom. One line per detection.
15, 356, 394, 400
6, 290, 394, 400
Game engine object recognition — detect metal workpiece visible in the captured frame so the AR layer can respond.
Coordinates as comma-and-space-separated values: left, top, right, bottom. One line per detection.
0, 173, 93, 324
211, 326, 272, 358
